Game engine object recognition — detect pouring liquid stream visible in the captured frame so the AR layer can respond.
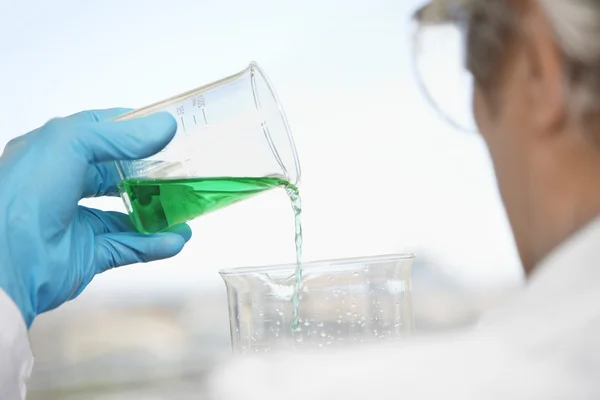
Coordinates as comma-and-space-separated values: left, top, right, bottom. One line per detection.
120, 175, 305, 330
285, 185, 303, 331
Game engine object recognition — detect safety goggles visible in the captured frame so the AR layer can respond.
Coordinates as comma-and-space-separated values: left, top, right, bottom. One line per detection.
411, 0, 478, 133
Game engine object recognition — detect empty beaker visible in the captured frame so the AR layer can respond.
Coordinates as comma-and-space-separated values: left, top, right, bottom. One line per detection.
220, 254, 415, 355
114, 62, 301, 234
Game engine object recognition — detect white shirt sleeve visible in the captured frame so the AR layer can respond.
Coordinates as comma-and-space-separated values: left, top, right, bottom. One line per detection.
206, 332, 595, 400
0, 289, 33, 400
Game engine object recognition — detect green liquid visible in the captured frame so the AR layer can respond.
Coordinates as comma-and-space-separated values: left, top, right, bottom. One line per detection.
120, 176, 304, 330
120, 176, 289, 234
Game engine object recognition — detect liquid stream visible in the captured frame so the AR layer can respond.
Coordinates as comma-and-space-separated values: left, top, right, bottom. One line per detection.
120, 176, 304, 330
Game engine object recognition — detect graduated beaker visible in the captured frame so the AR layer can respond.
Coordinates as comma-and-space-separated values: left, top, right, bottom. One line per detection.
114, 62, 301, 234
220, 254, 415, 355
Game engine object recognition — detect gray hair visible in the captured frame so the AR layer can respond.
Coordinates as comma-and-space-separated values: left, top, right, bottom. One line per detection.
470, 0, 600, 117
416, 0, 600, 117
541, 0, 600, 116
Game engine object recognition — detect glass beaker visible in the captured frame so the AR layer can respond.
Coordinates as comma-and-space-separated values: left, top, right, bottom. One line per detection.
114, 61, 301, 234
220, 254, 415, 355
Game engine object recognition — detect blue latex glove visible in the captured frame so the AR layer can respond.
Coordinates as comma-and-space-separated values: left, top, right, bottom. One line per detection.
0, 108, 192, 328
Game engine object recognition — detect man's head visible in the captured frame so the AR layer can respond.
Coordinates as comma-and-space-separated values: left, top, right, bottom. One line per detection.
417, 0, 600, 273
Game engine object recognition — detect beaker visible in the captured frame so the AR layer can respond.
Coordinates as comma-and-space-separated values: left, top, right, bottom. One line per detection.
220, 254, 415, 355
114, 62, 301, 234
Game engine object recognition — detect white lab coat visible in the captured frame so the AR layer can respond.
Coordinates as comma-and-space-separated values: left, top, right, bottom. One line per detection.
3, 217, 600, 399
0, 291, 33, 399
207, 217, 600, 400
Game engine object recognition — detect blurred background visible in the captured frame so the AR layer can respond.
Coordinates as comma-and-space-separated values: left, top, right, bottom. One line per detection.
1, 0, 523, 398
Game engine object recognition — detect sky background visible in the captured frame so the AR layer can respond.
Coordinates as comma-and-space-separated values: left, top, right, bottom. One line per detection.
0, 0, 523, 298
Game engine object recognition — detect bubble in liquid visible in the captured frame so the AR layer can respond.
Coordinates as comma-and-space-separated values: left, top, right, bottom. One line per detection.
320, 332, 327, 338
353, 272, 359, 276
304, 321, 310, 327
317, 322, 324, 328
278, 311, 284, 316
276, 321, 281, 326
252, 301, 256, 308
296, 337, 303, 343
336, 319, 342, 324
346, 312, 352, 316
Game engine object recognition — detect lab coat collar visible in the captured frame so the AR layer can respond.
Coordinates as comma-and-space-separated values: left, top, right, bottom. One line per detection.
528, 215, 600, 300
479, 215, 600, 343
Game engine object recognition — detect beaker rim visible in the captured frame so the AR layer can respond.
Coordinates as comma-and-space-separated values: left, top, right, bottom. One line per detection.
218, 253, 415, 276
248, 61, 302, 187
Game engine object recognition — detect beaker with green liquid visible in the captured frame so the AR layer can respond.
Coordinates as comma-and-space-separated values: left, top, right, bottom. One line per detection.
220, 254, 415, 355
114, 62, 301, 234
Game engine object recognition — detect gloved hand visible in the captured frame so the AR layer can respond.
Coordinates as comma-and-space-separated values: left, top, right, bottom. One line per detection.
0, 108, 192, 328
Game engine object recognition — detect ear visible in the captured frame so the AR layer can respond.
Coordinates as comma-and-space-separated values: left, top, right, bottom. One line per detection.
516, 0, 567, 136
